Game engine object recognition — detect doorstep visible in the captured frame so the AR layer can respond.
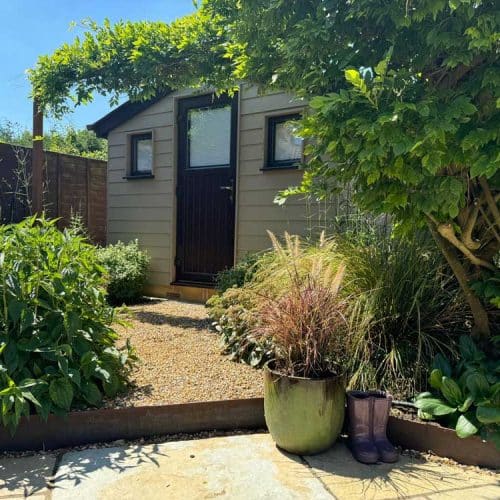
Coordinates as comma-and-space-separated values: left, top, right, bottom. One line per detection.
143, 282, 216, 303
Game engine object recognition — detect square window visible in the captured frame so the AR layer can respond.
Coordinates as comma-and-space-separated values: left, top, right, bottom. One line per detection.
266, 114, 303, 169
130, 133, 153, 175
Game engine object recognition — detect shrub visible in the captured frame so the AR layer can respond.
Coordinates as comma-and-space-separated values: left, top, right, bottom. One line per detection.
0, 218, 136, 431
98, 240, 150, 305
208, 288, 273, 368
214, 252, 260, 293
414, 336, 499, 447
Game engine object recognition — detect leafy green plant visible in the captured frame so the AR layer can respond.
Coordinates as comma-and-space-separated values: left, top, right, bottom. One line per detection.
0, 217, 136, 431
214, 252, 261, 293
97, 240, 150, 305
208, 288, 273, 368
414, 336, 499, 447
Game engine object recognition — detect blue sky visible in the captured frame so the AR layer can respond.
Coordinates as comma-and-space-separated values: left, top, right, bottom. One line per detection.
0, 0, 195, 131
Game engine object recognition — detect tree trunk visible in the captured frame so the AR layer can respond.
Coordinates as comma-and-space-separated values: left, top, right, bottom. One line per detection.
427, 223, 491, 339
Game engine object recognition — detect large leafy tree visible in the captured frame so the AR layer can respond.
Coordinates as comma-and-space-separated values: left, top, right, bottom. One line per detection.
29, 0, 499, 337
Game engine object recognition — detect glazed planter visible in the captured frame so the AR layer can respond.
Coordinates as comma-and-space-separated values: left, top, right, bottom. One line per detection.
263, 365, 346, 455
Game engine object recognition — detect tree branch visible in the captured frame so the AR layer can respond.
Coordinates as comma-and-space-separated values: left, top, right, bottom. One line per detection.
479, 176, 500, 230
427, 221, 490, 339
436, 222, 496, 270
461, 201, 481, 250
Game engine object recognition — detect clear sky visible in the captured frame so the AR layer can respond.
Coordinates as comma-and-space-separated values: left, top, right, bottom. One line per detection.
0, 0, 196, 131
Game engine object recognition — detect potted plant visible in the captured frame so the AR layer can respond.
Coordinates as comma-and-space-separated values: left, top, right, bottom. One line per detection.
254, 262, 350, 455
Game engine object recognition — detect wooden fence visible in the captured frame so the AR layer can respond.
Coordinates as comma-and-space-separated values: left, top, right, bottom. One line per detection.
0, 142, 106, 244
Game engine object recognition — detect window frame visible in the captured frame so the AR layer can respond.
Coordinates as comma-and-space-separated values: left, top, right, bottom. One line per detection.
126, 131, 154, 179
264, 113, 303, 170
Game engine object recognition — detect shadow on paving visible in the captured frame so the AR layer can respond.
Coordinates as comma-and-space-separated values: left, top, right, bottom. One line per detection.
52, 444, 167, 490
133, 311, 211, 330
301, 441, 499, 499
0, 453, 55, 497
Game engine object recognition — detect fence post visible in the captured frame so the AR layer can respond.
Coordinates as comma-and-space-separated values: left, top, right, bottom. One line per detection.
32, 100, 44, 215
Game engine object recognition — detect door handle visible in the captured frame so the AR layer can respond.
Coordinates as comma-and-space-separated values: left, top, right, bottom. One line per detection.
220, 179, 235, 203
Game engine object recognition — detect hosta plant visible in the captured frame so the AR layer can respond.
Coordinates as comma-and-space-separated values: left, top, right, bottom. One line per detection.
0, 217, 137, 432
414, 336, 499, 447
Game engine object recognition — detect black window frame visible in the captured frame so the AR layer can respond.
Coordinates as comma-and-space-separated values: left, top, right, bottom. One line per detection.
264, 113, 303, 170
127, 132, 154, 179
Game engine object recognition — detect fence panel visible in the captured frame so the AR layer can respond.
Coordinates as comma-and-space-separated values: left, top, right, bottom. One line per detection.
0, 142, 107, 244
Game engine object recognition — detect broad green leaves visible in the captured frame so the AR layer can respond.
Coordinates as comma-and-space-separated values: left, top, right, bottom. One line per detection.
49, 378, 73, 411
414, 335, 499, 446
0, 218, 137, 432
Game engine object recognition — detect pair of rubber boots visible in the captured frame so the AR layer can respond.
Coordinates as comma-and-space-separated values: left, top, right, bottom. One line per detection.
347, 391, 399, 464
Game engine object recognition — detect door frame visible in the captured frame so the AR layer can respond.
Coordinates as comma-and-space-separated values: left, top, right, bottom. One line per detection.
173, 92, 239, 286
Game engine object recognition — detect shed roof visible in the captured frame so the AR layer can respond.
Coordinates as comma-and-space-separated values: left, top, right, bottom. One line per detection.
87, 92, 170, 138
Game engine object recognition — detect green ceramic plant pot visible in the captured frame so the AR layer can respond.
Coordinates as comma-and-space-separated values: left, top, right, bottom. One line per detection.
263, 365, 346, 455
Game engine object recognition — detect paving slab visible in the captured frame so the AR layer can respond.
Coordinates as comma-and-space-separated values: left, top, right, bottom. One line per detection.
0, 453, 55, 499
50, 433, 499, 500
304, 442, 500, 499
52, 434, 332, 499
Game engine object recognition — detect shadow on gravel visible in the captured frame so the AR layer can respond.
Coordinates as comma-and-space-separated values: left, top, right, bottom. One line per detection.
133, 311, 211, 331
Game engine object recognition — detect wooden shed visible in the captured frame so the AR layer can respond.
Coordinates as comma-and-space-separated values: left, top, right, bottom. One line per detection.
89, 84, 327, 301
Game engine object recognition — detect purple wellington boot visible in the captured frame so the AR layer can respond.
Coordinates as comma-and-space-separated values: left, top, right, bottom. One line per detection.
347, 391, 378, 464
369, 390, 399, 463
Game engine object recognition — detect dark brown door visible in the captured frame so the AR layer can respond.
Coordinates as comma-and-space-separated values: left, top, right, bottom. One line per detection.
175, 93, 238, 285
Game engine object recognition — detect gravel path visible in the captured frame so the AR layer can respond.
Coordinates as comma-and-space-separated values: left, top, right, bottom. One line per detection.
107, 299, 263, 407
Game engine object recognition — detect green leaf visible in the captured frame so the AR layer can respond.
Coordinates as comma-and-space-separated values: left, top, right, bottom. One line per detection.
49, 378, 73, 411
429, 368, 443, 390
466, 373, 490, 400
459, 335, 479, 361
455, 414, 478, 438
476, 406, 500, 424
344, 69, 367, 93
414, 397, 456, 416
458, 396, 474, 413
103, 373, 120, 397
433, 353, 452, 377
440, 377, 462, 406
81, 380, 102, 406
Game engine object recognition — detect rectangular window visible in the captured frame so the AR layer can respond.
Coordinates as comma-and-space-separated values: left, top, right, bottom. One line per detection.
188, 105, 231, 168
265, 114, 303, 169
130, 132, 153, 176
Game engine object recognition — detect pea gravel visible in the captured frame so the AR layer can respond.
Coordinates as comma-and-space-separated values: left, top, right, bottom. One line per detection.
106, 298, 263, 408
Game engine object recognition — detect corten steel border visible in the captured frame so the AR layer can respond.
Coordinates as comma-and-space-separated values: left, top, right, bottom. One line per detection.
387, 415, 499, 469
0, 398, 498, 468
0, 398, 265, 452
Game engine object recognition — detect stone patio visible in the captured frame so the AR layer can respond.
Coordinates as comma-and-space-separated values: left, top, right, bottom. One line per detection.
1, 433, 498, 499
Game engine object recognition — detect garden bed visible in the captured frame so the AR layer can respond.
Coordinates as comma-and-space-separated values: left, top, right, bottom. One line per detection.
106, 299, 263, 407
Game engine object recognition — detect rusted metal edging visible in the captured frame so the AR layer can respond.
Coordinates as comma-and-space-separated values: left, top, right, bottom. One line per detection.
0, 398, 265, 452
387, 415, 499, 469
0, 398, 497, 469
